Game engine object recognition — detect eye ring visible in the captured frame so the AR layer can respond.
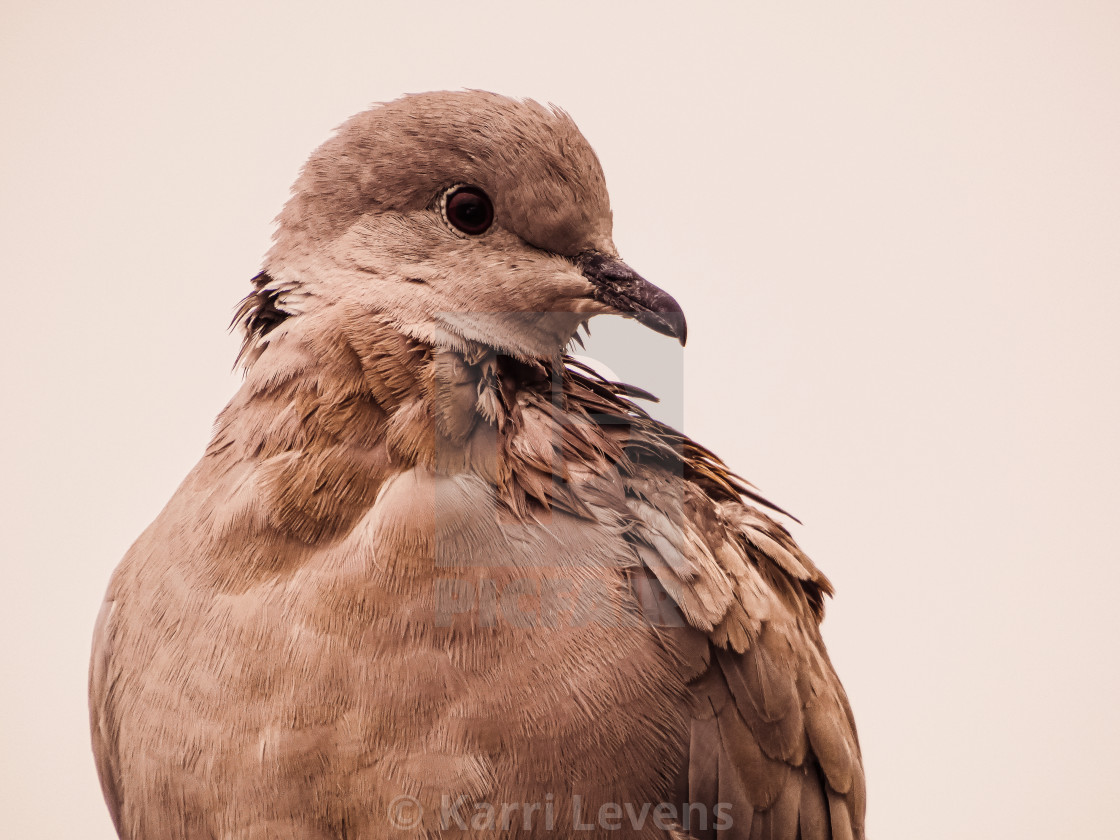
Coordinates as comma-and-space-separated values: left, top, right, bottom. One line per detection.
441, 184, 494, 236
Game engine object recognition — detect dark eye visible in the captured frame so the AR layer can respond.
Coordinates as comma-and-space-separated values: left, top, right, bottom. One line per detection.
443, 185, 494, 235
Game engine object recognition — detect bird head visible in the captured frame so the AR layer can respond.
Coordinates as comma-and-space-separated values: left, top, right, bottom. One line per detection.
238, 91, 686, 364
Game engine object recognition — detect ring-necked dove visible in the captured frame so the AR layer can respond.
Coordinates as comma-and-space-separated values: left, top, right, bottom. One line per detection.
90, 90, 865, 840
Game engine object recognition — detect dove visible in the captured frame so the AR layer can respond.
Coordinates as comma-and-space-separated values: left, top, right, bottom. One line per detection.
90, 90, 865, 840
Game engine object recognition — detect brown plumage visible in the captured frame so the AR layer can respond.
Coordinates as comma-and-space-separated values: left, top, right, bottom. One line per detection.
90, 90, 865, 839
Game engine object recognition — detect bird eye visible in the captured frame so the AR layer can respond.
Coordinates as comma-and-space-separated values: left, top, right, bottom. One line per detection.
442, 185, 494, 236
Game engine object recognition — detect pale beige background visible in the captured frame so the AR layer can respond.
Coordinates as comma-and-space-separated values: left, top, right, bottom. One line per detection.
3, 1, 1118, 838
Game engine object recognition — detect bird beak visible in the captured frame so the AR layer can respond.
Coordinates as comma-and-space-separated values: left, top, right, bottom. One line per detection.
576, 252, 688, 346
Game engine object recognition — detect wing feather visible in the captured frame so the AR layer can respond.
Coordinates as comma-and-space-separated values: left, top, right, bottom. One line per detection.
797, 764, 831, 840
688, 717, 721, 840
556, 360, 866, 840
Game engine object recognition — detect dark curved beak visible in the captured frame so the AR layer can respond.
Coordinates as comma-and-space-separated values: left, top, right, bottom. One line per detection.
576, 252, 687, 346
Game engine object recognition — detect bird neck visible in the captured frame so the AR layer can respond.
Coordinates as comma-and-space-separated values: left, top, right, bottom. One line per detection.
203, 314, 609, 546
213, 314, 565, 476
